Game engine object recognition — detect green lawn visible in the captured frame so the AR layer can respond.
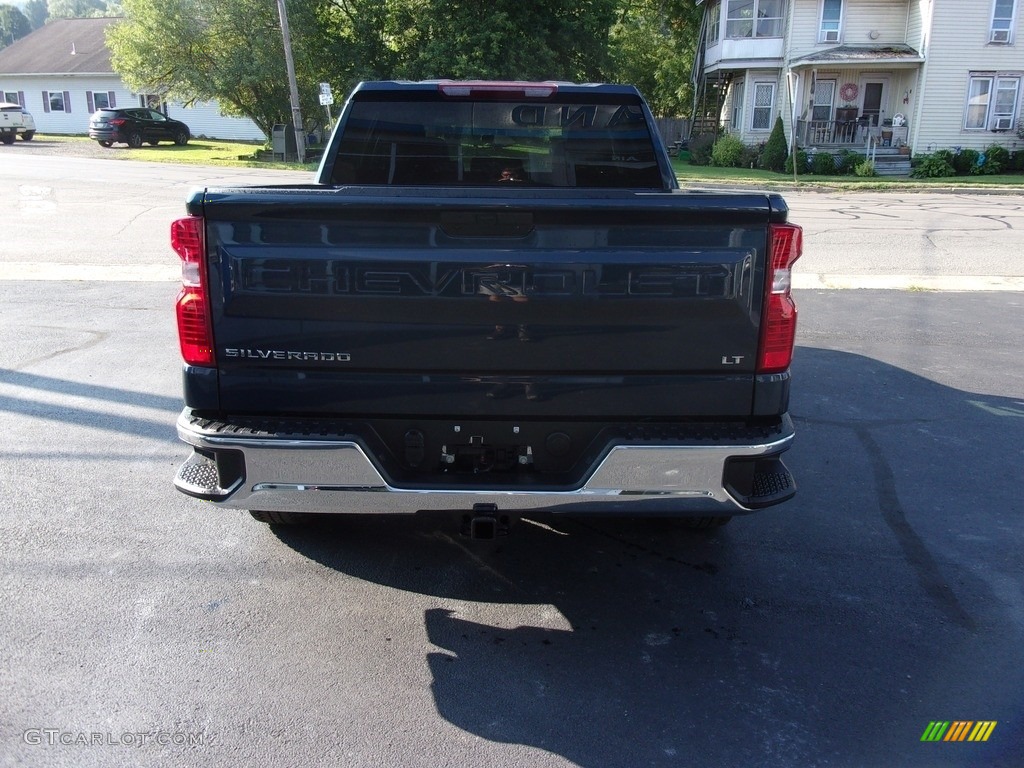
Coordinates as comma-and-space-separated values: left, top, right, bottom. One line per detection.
36, 133, 321, 170
670, 154, 1024, 190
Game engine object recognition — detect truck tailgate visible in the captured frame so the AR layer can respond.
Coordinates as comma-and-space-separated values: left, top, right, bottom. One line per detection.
197, 187, 785, 419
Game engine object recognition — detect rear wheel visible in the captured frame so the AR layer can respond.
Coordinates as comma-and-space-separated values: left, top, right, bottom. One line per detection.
126, 131, 143, 148
148, 140, 160, 146
98, 140, 113, 148
249, 510, 308, 525
0, 133, 14, 145
173, 129, 189, 146
20, 131, 34, 141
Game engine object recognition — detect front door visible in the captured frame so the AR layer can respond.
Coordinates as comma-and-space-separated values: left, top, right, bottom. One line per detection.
859, 78, 887, 126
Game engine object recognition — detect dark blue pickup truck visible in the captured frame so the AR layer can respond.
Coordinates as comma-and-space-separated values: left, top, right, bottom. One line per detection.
172, 80, 801, 535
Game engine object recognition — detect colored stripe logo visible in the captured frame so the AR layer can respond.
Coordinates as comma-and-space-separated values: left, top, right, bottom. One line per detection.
921, 721, 997, 742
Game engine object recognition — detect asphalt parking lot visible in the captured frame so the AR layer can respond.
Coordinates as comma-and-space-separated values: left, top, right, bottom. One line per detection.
1, 149, 1022, 767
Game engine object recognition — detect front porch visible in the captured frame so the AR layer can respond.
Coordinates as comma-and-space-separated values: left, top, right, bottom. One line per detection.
795, 118, 910, 151
795, 118, 912, 176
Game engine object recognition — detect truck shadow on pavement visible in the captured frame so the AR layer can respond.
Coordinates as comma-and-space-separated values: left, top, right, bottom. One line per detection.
0, 368, 182, 443
269, 347, 1024, 767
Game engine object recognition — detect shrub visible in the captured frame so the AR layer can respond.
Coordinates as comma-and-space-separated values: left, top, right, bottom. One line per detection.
831, 150, 859, 175
687, 133, 716, 166
934, 149, 957, 168
739, 142, 762, 169
760, 116, 788, 171
812, 151, 837, 175
975, 144, 1010, 174
1010, 151, 1024, 171
911, 152, 955, 178
952, 148, 979, 175
710, 133, 747, 167
853, 160, 876, 177
783, 150, 810, 174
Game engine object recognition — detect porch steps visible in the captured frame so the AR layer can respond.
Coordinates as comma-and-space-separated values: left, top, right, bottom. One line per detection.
871, 148, 912, 177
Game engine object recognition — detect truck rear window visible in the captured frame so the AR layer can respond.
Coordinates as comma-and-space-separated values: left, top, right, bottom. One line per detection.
326, 94, 664, 189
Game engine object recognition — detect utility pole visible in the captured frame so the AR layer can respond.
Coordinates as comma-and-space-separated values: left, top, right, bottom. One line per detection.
275, 0, 305, 164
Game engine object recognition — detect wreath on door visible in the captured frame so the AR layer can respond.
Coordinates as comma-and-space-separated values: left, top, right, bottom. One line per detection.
839, 82, 859, 103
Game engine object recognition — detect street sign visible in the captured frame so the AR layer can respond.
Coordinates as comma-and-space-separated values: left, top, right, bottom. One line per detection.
319, 93, 334, 106
319, 82, 332, 96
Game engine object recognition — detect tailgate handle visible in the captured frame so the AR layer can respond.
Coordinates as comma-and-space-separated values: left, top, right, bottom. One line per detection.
440, 212, 534, 238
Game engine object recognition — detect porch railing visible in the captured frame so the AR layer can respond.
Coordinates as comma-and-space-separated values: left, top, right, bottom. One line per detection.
796, 118, 866, 147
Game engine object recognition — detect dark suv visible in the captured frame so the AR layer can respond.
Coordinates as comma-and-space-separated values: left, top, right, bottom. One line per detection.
88, 108, 191, 148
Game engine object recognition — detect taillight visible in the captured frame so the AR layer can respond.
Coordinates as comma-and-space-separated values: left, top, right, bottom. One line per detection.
757, 223, 803, 374
110, 118, 127, 126
171, 216, 215, 366
438, 81, 558, 99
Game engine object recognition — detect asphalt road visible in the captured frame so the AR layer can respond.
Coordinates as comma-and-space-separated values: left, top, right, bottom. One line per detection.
1, 153, 1022, 767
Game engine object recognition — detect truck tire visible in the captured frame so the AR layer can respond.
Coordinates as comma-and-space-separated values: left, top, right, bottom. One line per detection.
249, 510, 307, 525
1, 133, 14, 145
126, 131, 143, 148
21, 131, 34, 141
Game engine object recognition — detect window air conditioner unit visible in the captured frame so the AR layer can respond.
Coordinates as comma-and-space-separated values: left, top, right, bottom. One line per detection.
991, 29, 1010, 43
823, 30, 840, 42
993, 116, 1012, 130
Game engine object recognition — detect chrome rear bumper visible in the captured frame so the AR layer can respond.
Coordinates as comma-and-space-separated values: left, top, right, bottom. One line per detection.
175, 410, 795, 516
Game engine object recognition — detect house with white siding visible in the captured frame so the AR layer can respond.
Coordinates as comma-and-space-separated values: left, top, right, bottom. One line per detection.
0, 17, 265, 142
693, 0, 1024, 161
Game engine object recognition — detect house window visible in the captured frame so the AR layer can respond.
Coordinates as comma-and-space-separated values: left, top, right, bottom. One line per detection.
964, 74, 1021, 130
707, 0, 721, 47
990, 0, 1016, 43
820, 0, 843, 43
756, 0, 783, 37
86, 91, 116, 112
726, 0, 784, 39
43, 90, 69, 113
751, 82, 776, 130
3, 91, 19, 104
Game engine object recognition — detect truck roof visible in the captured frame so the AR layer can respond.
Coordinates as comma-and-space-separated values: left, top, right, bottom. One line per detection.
351, 80, 644, 97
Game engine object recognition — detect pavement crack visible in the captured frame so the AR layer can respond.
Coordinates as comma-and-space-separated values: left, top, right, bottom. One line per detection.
855, 426, 976, 631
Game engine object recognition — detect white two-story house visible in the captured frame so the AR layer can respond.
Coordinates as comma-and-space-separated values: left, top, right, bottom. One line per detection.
694, 0, 1024, 157
0, 17, 265, 141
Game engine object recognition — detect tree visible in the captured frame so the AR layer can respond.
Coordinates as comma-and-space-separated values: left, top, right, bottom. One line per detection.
761, 115, 788, 172
395, 0, 618, 82
48, 0, 113, 18
106, 0, 708, 140
0, 4, 31, 48
24, 0, 48, 30
109, 0, 330, 137
607, 0, 702, 117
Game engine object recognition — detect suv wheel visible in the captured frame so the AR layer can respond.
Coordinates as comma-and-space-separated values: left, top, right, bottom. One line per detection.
126, 131, 143, 148
174, 129, 189, 146
98, 140, 113, 148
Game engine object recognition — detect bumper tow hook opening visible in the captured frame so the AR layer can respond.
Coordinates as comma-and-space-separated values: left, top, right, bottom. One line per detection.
463, 504, 510, 540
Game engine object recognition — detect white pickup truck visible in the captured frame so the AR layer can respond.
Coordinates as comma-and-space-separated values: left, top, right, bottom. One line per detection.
0, 102, 35, 144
